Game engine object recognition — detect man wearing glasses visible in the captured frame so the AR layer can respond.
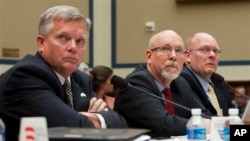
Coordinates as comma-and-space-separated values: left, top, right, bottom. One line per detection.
181, 32, 235, 117
114, 30, 211, 138
233, 85, 248, 118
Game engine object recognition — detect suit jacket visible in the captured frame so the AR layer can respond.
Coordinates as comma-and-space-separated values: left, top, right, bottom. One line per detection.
180, 65, 235, 116
114, 64, 211, 137
0, 52, 127, 141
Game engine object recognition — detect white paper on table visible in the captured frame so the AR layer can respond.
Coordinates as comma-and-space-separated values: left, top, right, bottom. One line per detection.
210, 116, 229, 141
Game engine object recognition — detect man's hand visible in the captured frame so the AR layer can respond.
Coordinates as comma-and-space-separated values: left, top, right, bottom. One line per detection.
79, 112, 101, 128
88, 97, 108, 112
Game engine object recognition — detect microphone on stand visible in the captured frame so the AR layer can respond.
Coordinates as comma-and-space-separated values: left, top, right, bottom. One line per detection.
111, 75, 211, 118
211, 73, 250, 99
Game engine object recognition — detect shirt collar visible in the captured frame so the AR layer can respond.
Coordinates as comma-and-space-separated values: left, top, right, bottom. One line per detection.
53, 70, 71, 85
154, 79, 166, 92
186, 66, 210, 92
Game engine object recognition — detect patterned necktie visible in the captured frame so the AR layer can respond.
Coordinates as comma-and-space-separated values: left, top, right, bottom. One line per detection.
63, 79, 73, 108
208, 84, 222, 116
163, 88, 174, 115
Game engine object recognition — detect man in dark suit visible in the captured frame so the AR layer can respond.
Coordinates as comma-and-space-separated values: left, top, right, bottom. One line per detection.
234, 86, 248, 118
0, 5, 127, 141
181, 32, 234, 117
114, 30, 211, 138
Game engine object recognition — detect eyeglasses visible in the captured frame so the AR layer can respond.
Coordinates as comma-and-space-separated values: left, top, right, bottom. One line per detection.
189, 47, 222, 55
235, 96, 247, 100
150, 46, 184, 56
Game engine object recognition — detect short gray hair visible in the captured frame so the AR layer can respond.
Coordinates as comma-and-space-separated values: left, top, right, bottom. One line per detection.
38, 5, 91, 37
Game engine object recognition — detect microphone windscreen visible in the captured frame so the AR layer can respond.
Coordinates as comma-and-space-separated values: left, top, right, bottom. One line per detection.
211, 73, 224, 83
111, 75, 129, 88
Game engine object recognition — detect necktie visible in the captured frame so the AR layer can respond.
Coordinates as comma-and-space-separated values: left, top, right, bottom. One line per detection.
63, 79, 73, 108
208, 84, 222, 116
163, 88, 174, 115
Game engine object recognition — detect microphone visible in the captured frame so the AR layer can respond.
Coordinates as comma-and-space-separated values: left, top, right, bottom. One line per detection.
111, 75, 210, 118
211, 73, 250, 99
111, 75, 129, 89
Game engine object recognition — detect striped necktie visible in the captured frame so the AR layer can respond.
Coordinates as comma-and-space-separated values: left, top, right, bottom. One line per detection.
63, 79, 73, 108
208, 84, 222, 116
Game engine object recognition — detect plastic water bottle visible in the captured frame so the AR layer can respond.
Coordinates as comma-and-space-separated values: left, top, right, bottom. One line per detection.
0, 118, 5, 141
186, 108, 207, 141
223, 108, 243, 141
228, 108, 243, 125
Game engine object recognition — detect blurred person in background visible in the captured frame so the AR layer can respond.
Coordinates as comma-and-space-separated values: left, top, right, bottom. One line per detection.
234, 85, 248, 118
90, 65, 117, 109
78, 62, 91, 75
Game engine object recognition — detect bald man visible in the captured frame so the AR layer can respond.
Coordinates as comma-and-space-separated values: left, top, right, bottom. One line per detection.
181, 32, 234, 117
114, 30, 211, 137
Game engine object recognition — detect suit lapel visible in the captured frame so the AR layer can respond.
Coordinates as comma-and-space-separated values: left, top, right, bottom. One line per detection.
183, 66, 217, 114
70, 74, 91, 111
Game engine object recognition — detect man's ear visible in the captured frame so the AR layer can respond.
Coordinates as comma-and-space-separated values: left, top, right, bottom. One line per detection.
145, 49, 152, 64
36, 35, 45, 53
184, 50, 191, 64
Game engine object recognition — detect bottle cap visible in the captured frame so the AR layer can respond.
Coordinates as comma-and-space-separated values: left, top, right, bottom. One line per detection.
229, 108, 239, 115
191, 108, 201, 115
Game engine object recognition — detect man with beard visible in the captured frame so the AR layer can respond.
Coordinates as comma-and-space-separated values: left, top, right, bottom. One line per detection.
180, 32, 234, 117
114, 30, 211, 138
